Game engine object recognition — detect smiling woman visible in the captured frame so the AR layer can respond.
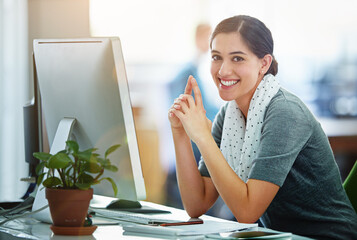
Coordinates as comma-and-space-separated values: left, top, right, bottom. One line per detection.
168, 15, 357, 240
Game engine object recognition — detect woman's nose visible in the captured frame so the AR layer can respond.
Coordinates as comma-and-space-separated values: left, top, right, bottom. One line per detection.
218, 61, 233, 77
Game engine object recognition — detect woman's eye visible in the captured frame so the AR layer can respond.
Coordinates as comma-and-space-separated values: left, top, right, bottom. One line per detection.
211, 55, 221, 61
232, 56, 244, 62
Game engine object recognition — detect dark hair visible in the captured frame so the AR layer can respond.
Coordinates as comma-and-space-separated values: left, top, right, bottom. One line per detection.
210, 15, 278, 76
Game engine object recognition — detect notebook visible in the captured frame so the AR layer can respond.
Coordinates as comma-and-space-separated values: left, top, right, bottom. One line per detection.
122, 220, 257, 236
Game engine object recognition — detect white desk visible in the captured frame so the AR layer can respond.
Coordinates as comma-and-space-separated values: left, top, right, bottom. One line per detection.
0, 201, 312, 240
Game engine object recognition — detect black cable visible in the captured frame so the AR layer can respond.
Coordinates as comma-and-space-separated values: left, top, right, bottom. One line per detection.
0, 197, 34, 217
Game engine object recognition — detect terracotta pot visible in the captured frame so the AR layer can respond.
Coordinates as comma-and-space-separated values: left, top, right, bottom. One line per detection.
45, 188, 93, 227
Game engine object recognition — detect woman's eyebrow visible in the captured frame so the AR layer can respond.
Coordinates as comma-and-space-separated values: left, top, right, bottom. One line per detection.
229, 51, 246, 55
211, 50, 247, 55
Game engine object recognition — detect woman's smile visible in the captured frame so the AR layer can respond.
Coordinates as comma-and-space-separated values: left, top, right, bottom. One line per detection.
219, 78, 240, 89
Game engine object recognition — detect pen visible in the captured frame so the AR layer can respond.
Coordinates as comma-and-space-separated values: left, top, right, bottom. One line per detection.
159, 220, 204, 227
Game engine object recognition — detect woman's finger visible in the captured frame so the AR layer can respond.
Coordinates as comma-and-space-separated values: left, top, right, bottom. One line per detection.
184, 75, 193, 95
171, 97, 183, 111
173, 104, 181, 110
191, 77, 203, 108
179, 94, 195, 109
170, 108, 185, 120
177, 99, 189, 113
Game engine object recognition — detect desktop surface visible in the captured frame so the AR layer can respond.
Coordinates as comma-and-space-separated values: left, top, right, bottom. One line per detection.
0, 201, 313, 240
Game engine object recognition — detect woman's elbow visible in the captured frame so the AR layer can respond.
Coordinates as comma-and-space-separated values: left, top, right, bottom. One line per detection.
233, 209, 260, 224
185, 207, 205, 218
187, 211, 203, 219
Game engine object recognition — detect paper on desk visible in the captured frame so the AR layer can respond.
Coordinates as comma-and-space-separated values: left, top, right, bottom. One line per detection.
123, 220, 257, 236
0, 226, 38, 240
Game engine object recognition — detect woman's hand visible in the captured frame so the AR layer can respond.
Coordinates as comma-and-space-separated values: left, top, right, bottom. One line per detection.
169, 76, 212, 144
168, 75, 194, 133
168, 100, 184, 130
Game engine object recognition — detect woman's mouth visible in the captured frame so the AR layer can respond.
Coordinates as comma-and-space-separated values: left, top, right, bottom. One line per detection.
219, 78, 240, 88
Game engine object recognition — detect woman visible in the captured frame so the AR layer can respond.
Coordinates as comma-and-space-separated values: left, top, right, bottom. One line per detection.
168, 15, 357, 240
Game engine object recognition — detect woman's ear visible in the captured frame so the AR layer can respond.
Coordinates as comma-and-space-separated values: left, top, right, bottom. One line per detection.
260, 54, 273, 75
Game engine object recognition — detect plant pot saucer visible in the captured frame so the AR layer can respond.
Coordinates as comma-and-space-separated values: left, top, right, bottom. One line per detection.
50, 225, 97, 235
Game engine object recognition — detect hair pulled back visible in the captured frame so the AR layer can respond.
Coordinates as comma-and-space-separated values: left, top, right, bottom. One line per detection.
210, 15, 278, 76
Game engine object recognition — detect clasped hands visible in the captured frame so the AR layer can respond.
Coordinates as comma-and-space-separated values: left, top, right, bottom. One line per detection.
168, 76, 212, 145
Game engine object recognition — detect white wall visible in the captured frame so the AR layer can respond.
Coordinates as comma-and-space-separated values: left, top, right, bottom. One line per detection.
0, 0, 29, 201
0, 0, 91, 201
28, 0, 90, 100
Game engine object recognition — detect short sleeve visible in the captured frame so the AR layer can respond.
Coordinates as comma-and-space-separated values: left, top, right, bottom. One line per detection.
198, 104, 228, 177
248, 96, 313, 187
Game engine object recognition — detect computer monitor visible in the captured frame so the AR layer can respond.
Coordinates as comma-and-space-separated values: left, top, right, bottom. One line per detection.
31, 38, 147, 222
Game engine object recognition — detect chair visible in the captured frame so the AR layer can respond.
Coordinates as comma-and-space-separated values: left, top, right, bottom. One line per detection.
343, 160, 357, 213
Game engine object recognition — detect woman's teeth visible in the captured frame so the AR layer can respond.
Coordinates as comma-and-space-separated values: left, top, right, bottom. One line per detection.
221, 80, 238, 87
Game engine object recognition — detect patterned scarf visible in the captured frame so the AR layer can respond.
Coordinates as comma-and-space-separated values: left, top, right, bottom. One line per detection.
220, 74, 280, 182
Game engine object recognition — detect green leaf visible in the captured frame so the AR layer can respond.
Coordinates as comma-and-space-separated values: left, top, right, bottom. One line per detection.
77, 173, 94, 184
43, 177, 62, 188
77, 149, 97, 161
88, 155, 98, 164
48, 153, 72, 169
35, 161, 46, 175
75, 183, 91, 190
104, 165, 118, 172
97, 158, 109, 166
105, 144, 121, 159
101, 177, 118, 196
33, 152, 52, 161
37, 173, 46, 186
83, 162, 102, 173
66, 140, 79, 153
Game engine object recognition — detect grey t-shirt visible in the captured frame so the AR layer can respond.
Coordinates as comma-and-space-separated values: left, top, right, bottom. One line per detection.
198, 88, 357, 240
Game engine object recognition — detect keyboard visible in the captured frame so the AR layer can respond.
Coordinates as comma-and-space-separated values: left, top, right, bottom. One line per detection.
89, 208, 177, 225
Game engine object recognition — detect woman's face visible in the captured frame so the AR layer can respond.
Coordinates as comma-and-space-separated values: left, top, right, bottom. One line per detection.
210, 32, 264, 103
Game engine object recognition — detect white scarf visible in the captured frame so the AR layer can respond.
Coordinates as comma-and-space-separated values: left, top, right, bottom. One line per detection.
220, 74, 280, 182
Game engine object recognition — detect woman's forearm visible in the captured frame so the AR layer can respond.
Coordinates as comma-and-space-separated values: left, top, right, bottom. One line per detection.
193, 135, 279, 223
195, 136, 252, 221
171, 128, 211, 217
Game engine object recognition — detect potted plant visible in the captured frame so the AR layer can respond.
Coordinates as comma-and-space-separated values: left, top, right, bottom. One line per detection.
33, 140, 120, 234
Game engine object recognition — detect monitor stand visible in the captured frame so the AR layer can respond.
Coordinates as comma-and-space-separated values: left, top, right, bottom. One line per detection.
31, 118, 76, 223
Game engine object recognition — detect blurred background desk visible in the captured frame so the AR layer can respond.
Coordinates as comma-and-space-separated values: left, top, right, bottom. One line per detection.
319, 118, 357, 180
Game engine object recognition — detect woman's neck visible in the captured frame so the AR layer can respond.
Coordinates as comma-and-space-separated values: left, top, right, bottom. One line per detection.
235, 77, 263, 119
235, 98, 250, 120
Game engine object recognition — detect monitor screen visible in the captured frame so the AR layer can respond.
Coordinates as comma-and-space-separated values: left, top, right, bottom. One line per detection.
31, 38, 146, 221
